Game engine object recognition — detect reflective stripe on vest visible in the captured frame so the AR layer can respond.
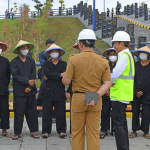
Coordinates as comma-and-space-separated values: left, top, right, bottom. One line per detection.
118, 52, 134, 80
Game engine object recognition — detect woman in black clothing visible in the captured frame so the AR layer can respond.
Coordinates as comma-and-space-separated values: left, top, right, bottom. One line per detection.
129, 46, 150, 139
0, 41, 11, 138
42, 44, 67, 138
100, 48, 117, 139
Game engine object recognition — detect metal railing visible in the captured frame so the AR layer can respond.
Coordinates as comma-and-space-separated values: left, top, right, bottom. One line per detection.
0, 8, 75, 19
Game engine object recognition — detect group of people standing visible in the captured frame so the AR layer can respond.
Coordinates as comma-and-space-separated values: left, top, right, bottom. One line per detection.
99, 32, 150, 150
0, 39, 67, 140
107, 1, 122, 18
5, 9, 14, 19
0, 28, 150, 150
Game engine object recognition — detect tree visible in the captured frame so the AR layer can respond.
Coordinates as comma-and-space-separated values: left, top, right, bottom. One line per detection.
13, 2, 18, 13
62, 4, 65, 9
19, 4, 30, 34
42, 0, 53, 18
32, 0, 43, 12
59, 0, 65, 9
1, 19, 23, 55
29, 0, 53, 60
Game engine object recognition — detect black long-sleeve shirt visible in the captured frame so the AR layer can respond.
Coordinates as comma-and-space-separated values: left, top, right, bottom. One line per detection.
43, 60, 67, 101
0, 56, 10, 96
134, 61, 150, 104
10, 56, 37, 96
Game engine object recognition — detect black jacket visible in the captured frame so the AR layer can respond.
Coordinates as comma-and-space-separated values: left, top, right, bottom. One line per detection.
43, 59, 67, 101
134, 61, 150, 104
0, 56, 10, 96
10, 56, 37, 96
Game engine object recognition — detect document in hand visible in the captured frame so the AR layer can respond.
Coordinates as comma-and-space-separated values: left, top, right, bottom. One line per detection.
84, 91, 99, 105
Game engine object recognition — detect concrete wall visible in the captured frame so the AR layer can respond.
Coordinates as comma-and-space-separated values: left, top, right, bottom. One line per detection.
72, 13, 111, 46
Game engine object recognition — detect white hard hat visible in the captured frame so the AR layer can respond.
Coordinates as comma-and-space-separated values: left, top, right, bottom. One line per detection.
112, 31, 130, 42
77, 29, 97, 41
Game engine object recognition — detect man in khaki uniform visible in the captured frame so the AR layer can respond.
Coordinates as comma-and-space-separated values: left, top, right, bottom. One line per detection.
62, 29, 111, 150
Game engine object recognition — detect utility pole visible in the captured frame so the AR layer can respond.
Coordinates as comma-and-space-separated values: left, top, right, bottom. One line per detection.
104, 0, 105, 12
93, 0, 95, 31
8, 0, 10, 19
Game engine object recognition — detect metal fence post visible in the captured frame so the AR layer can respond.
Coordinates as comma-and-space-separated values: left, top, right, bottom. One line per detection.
59, 7, 62, 16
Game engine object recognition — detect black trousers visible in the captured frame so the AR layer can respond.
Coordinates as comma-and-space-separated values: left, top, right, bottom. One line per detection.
141, 103, 150, 134
13, 95, 39, 135
100, 98, 111, 132
0, 95, 9, 129
112, 101, 129, 150
37, 83, 45, 106
42, 100, 66, 134
131, 101, 141, 132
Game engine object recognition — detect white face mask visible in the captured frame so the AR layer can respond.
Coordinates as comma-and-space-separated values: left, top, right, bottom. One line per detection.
109, 56, 117, 62
139, 53, 148, 61
20, 49, 29, 56
0, 49, 2, 55
50, 52, 59, 58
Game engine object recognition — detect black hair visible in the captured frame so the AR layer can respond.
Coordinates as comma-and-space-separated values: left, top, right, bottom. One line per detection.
116, 41, 130, 48
45, 38, 55, 46
107, 50, 116, 55
79, 40, 95, 48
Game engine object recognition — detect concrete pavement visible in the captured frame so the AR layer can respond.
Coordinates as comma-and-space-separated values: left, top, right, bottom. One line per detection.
0, 118, 150, 150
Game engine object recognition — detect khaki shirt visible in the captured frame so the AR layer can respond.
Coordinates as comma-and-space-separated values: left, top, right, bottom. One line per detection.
65, 48, 111, 93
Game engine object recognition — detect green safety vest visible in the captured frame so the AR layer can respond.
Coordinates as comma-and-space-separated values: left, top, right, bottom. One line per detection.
110, 51, 135, 102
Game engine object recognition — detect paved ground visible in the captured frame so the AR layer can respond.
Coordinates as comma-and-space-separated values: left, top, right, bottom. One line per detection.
1, 117, 150, 150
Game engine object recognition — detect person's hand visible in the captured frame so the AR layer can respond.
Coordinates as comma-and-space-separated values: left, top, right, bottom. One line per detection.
60, 72, 65, 77
106, 90, 110, 97
28, 80, 35, 87
136, 91, 143, 98
44, 75, 48, 81
87, 100, 94, 106
25, 88, 31, 93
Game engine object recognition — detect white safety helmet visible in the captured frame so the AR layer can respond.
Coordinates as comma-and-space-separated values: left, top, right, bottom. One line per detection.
112, 31, 130, 42
77, 29, 97, 41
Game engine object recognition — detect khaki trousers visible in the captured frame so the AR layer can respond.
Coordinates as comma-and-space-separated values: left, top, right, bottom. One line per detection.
71, 93, 102, 150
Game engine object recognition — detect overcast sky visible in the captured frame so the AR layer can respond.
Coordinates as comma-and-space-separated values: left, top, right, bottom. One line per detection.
0, 0, 150, 15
